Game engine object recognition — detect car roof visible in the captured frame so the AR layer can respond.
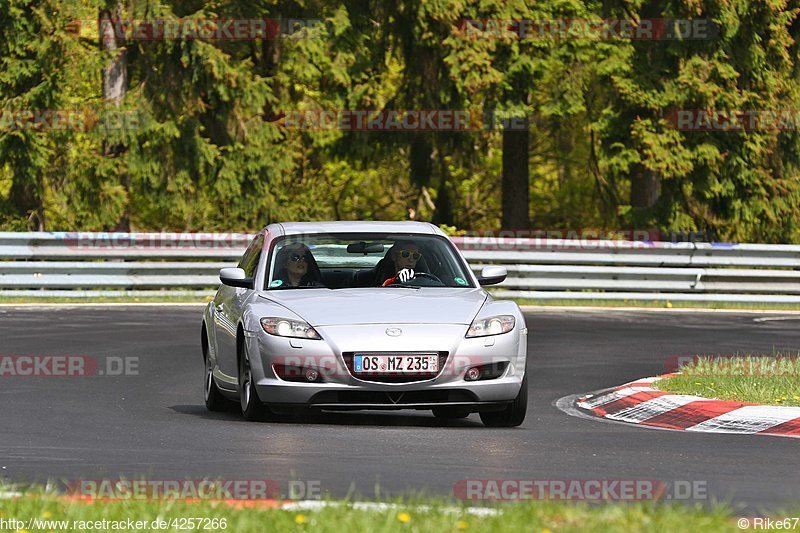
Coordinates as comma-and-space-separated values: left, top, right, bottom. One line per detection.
269, 221, 445, 237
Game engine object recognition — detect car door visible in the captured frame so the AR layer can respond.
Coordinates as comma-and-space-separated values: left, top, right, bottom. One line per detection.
213, 233, 264, 386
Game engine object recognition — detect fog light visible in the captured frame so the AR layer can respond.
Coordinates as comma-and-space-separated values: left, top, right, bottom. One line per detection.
305, 368, 319, 382
465, 367, 481, 381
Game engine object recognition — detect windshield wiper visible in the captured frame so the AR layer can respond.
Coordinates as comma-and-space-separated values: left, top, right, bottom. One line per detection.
385, 284, 421, 289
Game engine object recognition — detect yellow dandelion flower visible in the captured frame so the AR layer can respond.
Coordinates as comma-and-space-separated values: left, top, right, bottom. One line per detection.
43, 512, 52, 518
397, 512, 411, 523
542, 529, 554, 533
294, 515, 306, 525
456, 520, 468, 530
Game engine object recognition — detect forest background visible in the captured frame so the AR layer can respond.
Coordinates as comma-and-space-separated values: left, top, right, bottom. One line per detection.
2, 0, 800, 243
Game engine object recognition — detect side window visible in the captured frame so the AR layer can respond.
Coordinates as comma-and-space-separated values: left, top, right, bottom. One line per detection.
238, 234, 264, 279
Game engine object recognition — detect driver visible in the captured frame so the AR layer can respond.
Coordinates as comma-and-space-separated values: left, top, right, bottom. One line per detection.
381, 241, 422, 286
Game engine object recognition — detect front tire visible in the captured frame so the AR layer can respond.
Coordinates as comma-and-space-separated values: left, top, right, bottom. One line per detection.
238, 339, 270, 421
480, 373, 527, 427
203, 331, 226, 412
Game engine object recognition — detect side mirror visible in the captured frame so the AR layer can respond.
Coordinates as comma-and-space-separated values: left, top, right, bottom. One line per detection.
220, 267, 253, 289
477, 265, 507, 286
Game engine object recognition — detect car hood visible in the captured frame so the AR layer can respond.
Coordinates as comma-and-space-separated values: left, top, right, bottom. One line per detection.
258, 288, 487, 326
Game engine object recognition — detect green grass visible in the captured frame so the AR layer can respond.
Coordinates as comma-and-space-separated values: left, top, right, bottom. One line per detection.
0, 489, 755, 533
657, 356, 800, 407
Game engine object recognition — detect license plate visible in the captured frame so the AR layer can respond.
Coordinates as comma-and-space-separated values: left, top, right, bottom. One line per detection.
353, 354, 439, 374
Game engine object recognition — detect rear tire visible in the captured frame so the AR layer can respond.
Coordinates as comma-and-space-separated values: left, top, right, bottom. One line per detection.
239, 339, 271, 421
479, 374, 527, 427
203, 331, 226, 412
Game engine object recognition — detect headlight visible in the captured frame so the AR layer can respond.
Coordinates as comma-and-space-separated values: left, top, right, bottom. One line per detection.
465, 315, 515, 338
260, 317, 321, 339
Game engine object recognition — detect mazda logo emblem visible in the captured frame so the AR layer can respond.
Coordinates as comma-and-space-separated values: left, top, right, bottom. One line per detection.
385, 327, 402, 337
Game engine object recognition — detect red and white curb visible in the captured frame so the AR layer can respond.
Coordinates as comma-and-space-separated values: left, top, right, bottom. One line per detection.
570, 375, 800, 438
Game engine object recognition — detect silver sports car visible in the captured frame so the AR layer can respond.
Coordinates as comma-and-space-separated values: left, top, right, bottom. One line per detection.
201, 221, 528, 427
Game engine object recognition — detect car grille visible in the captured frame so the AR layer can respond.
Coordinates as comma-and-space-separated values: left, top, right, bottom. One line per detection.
342, 351, 449, 383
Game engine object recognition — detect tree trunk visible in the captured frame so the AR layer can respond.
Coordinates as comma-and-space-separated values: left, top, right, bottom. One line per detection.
630, 164, 659, 208
432, 157, 453, 226
100, 5, 129, 231
555, 118, 574, 188
8, 175, 43, 230
409, 136, 433, 187
501, 118, 530, 230
100, 7, 127, 106
259, 29, 281, 121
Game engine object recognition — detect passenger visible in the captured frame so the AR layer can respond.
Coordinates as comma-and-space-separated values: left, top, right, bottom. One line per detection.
378, 241, 422, 286
272, 243, 324, 288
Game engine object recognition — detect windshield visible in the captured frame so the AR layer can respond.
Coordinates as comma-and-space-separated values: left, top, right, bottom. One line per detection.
265, 233, 475, 289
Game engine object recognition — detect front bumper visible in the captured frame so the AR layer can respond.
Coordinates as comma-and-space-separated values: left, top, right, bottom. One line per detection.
245, 323, 527, 409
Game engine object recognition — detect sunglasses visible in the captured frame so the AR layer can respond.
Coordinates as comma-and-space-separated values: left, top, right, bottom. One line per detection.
399, 250, 421, 260
289, 253, 309, 262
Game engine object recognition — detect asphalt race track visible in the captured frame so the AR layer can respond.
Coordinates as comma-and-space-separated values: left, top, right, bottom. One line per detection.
1, 306, 798, 513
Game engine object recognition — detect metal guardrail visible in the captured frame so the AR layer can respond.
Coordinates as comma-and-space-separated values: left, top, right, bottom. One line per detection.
1, 232, 799, 302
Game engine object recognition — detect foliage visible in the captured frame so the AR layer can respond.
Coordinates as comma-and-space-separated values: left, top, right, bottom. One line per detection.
1, 0, 799, 242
